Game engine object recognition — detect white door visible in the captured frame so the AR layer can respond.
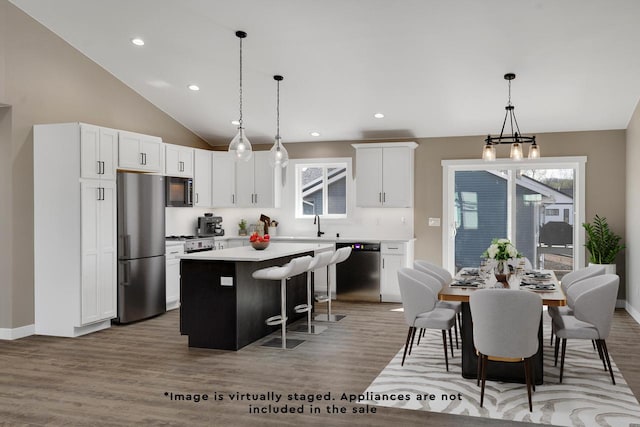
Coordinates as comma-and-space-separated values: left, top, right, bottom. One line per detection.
179, 147, 194, 177
140, 138, 163, 172
98, 181, 117, 320
211, 152, 236, 207
80, 124, 101, 179
118, 132, 143, 170
99, 128, 118, 181
165, 144, 181, 176
235, 157, 255, 207
382, 146, 412, 207
356, 148, 383, 207
253, 151, 274, 208
194, 149, 212, 207
380, 254, 403, 302
80, 181, 101, 325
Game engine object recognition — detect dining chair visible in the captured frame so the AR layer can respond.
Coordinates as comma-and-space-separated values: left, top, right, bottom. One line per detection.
548, 265, 606, 344
413, 260, 462, 348
552, 274, 619, 384
397, 268, 456, 370
470, 288, 542, 412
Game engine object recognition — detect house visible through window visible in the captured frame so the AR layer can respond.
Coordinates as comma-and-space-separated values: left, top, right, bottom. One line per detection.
296, 162, 348, 218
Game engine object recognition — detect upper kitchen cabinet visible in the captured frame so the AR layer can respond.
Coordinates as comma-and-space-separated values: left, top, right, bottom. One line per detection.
165, 143, 194, 178
118, 130, 163, 173
211, 151, 237, 208
352, 142, 417, 207
235, 151, 281, 208
80, 124, 118, 181
193, 149, 212, 207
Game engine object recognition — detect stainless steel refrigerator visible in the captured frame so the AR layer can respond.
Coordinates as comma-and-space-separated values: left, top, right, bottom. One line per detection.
115, 172, 166, 323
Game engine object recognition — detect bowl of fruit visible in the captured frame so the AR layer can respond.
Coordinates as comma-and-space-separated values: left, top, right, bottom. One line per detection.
249, 232, 270, 250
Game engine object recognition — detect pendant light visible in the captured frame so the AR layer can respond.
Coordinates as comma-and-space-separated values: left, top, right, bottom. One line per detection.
483, 73, 538, 161
228, 30, 253, 162
269, 75, 289, 168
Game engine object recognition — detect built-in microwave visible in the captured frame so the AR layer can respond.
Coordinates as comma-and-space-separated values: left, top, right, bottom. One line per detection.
165, 176, 193, 207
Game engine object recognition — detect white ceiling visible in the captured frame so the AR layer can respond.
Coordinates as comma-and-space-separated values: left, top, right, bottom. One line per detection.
10, 0, 640, 146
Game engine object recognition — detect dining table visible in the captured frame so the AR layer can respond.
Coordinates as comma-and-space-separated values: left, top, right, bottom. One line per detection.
438, 268, 566, 385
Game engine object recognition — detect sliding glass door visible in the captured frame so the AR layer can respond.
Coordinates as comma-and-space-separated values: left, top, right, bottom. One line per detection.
443, 158, 585, 279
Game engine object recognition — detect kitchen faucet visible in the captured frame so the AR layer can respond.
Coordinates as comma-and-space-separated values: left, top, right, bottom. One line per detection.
314, 215, 324, 238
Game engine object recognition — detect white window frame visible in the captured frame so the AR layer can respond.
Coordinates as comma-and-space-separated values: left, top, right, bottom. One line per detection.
293, 158, 351, 219
441, 156, 587, 272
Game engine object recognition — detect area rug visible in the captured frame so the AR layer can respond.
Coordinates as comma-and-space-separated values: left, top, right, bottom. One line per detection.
360, 324, 640, 426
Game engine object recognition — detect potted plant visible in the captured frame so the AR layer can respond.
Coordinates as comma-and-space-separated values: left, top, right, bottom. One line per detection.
582, 214, 624, 274
238, 219, 248, 236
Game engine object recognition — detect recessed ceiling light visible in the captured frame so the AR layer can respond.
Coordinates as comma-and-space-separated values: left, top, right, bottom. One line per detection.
188, 84, 200, 91
231, 120, 240, 126
374, 113, 385, 119
310, 132, 320, 137
131, 38, 145, 46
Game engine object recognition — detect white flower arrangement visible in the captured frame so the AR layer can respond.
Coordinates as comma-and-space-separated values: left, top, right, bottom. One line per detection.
482, 238, 521, 261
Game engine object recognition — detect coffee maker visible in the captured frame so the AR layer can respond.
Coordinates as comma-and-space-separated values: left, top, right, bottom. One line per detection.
197, 213, 225, 236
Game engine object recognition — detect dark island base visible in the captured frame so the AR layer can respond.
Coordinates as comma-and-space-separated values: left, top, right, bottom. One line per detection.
180, 253, 312, 350
461, 302, 544, 385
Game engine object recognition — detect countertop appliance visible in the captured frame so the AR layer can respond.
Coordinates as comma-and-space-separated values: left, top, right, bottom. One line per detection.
197, 214, 225, 237
116, 172, 166, 324
166, 235, 216, 253
335, 241, 381, 302
165, 176, 193, 207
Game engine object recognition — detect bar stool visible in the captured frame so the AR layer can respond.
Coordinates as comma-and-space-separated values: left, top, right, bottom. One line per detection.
290, 251, 334, 334
252, 255, 312, 349
315, 246, 352, 322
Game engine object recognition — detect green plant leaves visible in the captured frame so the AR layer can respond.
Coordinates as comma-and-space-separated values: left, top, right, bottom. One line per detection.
582, 215, 624, 264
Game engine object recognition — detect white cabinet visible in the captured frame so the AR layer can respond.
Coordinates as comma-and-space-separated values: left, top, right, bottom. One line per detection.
353, 142, 417, 207
34, 122, 118, 337
165, 243, 184, 311
211, 151, 237, 207
193, 149, 212, 207
80, 124, 118, 181
80, 180, 117, 324
118, 130, 163, 173
235, 151, 279, 208
380, 241, 414, 303
165, 143, 194, 178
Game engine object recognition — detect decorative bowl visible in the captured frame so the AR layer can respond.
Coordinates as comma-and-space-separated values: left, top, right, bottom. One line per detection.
251, 241, 270, 250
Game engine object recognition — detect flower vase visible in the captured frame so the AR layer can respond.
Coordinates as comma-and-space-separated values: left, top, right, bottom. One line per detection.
494, 260, 510, 285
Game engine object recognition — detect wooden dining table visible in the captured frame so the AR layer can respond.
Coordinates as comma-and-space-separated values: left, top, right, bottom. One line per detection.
438, 269, 566, 385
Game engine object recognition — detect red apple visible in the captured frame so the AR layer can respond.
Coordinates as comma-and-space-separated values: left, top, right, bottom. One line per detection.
263, 234, 270, 241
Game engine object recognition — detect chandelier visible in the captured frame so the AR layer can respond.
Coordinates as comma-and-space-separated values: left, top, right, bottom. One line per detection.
483, 73, 539, 161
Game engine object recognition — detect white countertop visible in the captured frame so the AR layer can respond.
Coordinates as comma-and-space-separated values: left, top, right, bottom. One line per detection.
179, 242, 334, 262
218, 235, 415, 243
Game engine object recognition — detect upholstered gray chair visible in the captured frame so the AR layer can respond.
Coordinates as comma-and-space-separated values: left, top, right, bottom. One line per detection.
470, 289, 542, 412
548, 265, 606, 344
413, 260, 461, 348
552, 274, 619, 384
397, 268, 456, 370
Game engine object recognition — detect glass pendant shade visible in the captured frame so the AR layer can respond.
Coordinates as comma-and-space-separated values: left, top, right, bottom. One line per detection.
510, 142, 523, 160
528, 142, 540, 159
269, 136, 289, 167
228, 126, 253, 161
482, 143, 496, 161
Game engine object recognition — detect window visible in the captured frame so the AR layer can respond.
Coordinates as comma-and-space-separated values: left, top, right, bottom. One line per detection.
295, 160, 349, 218
545, 208, 560, 216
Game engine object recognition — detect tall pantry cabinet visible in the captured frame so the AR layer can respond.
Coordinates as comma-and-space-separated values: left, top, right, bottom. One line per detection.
34, 123, 117, 337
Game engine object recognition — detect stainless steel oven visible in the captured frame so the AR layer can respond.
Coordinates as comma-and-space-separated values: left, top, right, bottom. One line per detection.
165, 176, 193, 207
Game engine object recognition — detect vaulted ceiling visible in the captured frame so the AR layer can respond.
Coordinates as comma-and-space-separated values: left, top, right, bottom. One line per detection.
10, 0, 640, 146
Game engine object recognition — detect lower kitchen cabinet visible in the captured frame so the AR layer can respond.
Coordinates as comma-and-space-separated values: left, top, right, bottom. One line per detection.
165, 243, 183, 311
380, 241, 414, 302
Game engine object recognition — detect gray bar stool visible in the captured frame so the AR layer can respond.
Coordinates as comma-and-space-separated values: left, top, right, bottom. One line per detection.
289, 251, 334, 334
315, 246, 352, 322
252, 255, 312, 349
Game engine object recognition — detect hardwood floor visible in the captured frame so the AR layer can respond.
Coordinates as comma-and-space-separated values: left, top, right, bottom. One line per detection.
1, 303, 639, 426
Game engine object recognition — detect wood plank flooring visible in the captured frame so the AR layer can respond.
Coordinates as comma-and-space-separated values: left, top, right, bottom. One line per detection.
1, 303, 639, 426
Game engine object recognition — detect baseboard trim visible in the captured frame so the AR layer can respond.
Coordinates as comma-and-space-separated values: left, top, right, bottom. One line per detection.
616, 298, 626, 309
625, 302, 640, 326
0, 324, 35, 340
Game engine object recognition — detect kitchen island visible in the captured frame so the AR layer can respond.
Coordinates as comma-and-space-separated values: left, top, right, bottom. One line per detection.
179, 242, 334, 350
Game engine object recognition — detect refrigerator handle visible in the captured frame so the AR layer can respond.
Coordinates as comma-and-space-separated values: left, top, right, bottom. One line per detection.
123, 234, 130, 259
120, 261, 131, 286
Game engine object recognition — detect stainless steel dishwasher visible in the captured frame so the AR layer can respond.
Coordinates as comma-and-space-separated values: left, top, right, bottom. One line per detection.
335, 242, 381, 302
